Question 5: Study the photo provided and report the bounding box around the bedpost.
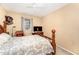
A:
[51,29,56,54]
[3,21,7,33]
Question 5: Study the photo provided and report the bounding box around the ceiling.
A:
[1,3,67,17]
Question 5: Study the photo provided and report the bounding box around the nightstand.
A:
[15,31,24,37]
[32,31,43,36]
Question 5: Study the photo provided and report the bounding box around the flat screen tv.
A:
[33,26,42,32]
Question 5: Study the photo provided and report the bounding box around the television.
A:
[33,26,42,32]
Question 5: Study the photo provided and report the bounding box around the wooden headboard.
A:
[0,21,7,34]
[0,25,4,34]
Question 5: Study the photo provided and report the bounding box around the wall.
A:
[0,6,6,25]
[42,4,79,54]
[6,11,42,35]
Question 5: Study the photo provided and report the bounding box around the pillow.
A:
[0,33,12,45]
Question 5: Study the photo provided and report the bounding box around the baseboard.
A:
[57,44,77,55]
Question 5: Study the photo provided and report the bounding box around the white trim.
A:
[57,44,77,55]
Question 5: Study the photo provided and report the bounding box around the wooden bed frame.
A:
[0,21,56,55]
[42,30,56,55]
[0,21,7,33]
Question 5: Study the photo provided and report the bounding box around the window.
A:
[21,17,33,31]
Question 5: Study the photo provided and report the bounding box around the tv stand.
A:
[32,31,43,36]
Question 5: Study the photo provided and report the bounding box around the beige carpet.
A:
[56,47,73,55]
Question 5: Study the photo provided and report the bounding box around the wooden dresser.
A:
[15,31,24,37]
[32,31,43,36]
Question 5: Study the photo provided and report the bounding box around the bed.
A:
[0,21,56,55]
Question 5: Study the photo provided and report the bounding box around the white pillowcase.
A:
[0,33,12,45]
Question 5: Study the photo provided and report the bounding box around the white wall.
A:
[0,6,6,25]
[42,4,79,54]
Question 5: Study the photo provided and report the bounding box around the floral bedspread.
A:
[0,35,53,55]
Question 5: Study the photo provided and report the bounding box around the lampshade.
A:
[5,16,13,25]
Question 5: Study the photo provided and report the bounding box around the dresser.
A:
[15,31,24,37]
[32,31,43,36]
